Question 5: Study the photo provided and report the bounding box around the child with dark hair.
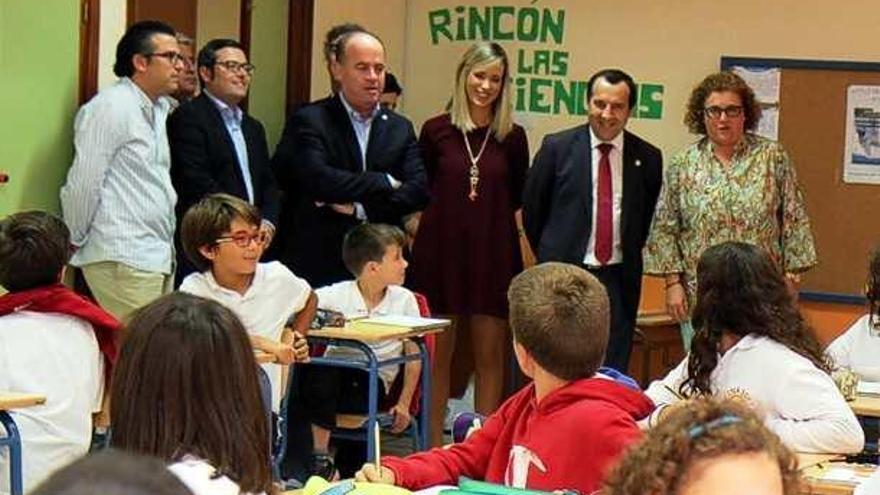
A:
[110,292,274,495]
[179,193,316,412]
[296,223,422,479]
[31,450,193,495]
[355,262,653,494]
[644,241,863,453]
[606,397,799,495]
[0,211,119,492]
[827,246,880,381]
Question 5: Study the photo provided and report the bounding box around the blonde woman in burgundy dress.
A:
[410,42,529,446]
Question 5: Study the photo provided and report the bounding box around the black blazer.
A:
[272,95,428,286]
[168,93,279,224]
[522,125,662,311]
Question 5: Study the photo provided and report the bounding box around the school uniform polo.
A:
[316,280,420,389]
[827,314,880,382]
[0,312,104,493]
[180,261,311,411]
[644,334,864,453]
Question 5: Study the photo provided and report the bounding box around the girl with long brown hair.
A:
[643,242,863,454]
[110,292,275,494]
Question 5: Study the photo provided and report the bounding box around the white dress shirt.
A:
[61,78,177,274]
[316,280,420,390]
[583,127,624,266]
[180,261,311,411]
[827,314,880,382]
[0,312,104,493]
[643,334,864,454]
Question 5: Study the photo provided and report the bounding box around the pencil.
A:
[374,421,382,471]
[663,384,685,400]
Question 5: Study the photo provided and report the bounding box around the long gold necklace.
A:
[462,128,491,201]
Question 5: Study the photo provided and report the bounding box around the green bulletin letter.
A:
[428,9,453,44]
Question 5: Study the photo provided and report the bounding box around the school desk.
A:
[850,394,880,418]
[798,451,877,495]
[0,392,46,495]
[305,323,448,462]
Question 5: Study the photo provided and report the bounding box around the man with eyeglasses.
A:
[171,33,198,104]
[61,20,184,320]
[167,38,279,283]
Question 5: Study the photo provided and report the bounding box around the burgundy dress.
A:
[411,114,529,318]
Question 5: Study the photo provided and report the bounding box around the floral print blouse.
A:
[644,133,817,306]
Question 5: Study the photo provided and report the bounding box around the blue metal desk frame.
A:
[306,334,431,461]
[0,411,23,495]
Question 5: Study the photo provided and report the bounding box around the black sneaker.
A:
[309,453,339,481]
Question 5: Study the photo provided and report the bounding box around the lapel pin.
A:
[635,159,642,167]
[381,114,388,121]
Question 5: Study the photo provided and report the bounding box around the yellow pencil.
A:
[374,421,382,471]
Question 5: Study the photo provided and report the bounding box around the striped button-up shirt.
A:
[60,78,177,274]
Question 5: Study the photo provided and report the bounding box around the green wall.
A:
[248,0,289,151]
[0,0,79,216]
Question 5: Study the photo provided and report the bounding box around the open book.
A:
[349,315,450,333]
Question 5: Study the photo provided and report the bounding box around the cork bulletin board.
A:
[721,57,880,303]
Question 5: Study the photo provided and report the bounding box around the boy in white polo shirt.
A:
[297,223,421,480]
[179,193,317,412]
[0,211,117,493]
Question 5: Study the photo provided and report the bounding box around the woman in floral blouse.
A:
[644,71,817,350]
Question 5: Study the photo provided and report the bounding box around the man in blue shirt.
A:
[61,20,184,320]
[167,38,279,282]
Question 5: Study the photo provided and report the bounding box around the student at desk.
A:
[178,193,316,412]
[356,262,654,494]
[297,223,422,480]
[643,242,864,454]
[827,247,880,382]
[0,211,119,493]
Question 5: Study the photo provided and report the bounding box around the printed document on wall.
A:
[731,66,780,140]
[844,85,880,184]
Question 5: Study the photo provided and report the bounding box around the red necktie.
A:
[595,143,613,264]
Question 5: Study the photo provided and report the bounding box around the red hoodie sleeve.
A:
[382,404,510,489]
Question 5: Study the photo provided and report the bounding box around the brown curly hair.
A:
[604,397,799,495]
[868,246,880,328]
[683,242,830,396]
[684,71,761,135]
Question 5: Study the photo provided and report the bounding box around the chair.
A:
[272,293,436,478]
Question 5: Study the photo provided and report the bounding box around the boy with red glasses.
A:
[179,193,317,413]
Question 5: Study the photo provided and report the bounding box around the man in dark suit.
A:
[523,69,663,373]
[168,38,279,280]
[272,30,428,287]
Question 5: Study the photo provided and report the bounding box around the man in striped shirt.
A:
[60,20,185,320]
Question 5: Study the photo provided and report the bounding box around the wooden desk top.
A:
[797,452,876,495]
[307,324,447,344]
[850,393,880,417]
[0,392,46,409]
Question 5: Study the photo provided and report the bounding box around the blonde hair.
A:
[449,42,514,141]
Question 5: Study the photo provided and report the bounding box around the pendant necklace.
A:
[462,127,491,201]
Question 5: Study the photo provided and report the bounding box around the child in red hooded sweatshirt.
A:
[356,262,654,493]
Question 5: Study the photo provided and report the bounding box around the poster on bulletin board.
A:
[844,85,880,184]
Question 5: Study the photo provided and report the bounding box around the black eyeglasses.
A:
[215,60,256,75]
[146,51,184,64]
[704,105,744,119]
